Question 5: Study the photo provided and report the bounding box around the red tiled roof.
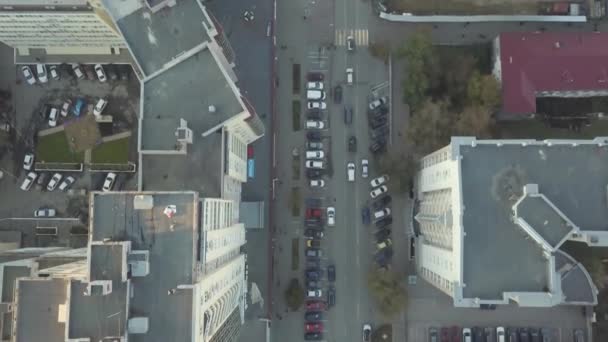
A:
[499,32,608,114]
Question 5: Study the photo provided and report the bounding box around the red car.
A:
[306,208,322,219]
[305,322,324,333]
[247,145,254,158]
[441,327,450,342]
[450,326,461,342]
[306,301,326,311]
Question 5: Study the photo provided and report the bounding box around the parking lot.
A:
[0,42,139,245]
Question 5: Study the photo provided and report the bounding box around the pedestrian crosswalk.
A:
[335,29,369,47]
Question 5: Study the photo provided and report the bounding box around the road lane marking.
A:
[334,29,369,46]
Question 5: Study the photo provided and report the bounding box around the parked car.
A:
[370,175,389,187]
[306,90,325,101]
[305,150,324,159]
[375,216,393,229]
[307,110,322,120]
[327,286,336,306]
[369,96,388,111]
[60,99,71,117]
[305,322,324,333]
[374,247,393,266]
[346,67,354,85]
[304,229,324,239]
[307,141,323,149]
[72,98,85,116]
[306,239,321,248]
[46,173,62,191]
[539,328,550,342]
[307,81,324,90]
[72,64,85,79]
[306,301,326,311]
[305,160,324,169]
[84,64,96,80]
[49,65,60,80]
[344,106,353,124]
[36,64,48,83]
[497,327,506,342]
[58,176,75,191]
[94,64,107,82]
[440,327,450,342]
[375,229,391,241]
[307,289,322,298]
[21,66,36,85]
[371,125,389,139]
[306,120,325,129]
[306,169,323,179]
[118,64,130,80]
[372,195,392,210]
[307,131,322,141]
[334,85,342,103]
[463,328,472,342]
[306,208,322,219]
[485,327,496,342]
[310,179,325,188]
[20,172,38,191]
[23,153,34,170]
[450,326,462,342]
[326,207,335,226]
[304,332,323,341]
[307,259,321,269]
[519,328,530,342]
[361,207,371,225]
[529,328,540,342]
[347,162,355,182]
[307,72,324,81]
[307,101,327,110]
[348,136,357,152]
[304,311,323,322]
[93,98,108,116]
[573,329,585,342]
[361,159,368,178]
[48,107,58,127]
[370,185,388,198]
[377,239,392,250]
[327,265,335,282]
[106,64,118,81]
[363,324,372,342]
[102,172,117,191]
[429,328,438,342]
[34,208,56,217]
[306,269,321,280]
[369,140,386,154]
[370,116,388,129]
[35,172,48,191]
[305,249,322,258]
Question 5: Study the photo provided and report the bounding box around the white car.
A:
[363,324,372,342]
[327,206,335,226]
[20,172,37,191]
[102,172,117,191]
[310,179,325,188]
[72,64,84,79]
[361,159,369,178]
[94,64,107,82]
[305,160,324,169]
[374,208,391,220]
[307,289,322,298]
[305,150,324,159]
[60,100,71,117]
[21,66,36,85]
[306,120,325,129]
[347,162,355,182]
[307,81,324,90]
[34,208,56,217]
[463,328,472,342]
[46,173,62,191]
[370,185,388,199]
[307,101,327,110]
[369,96,388,111]
[496,327,505,342]
[370,175,389,187]
[23,153,34,170]
[93,98,108,116]
[346,67,354,85]
[48,107,58,127]
[58,176,75,191]
[49,65,60,80]
[36,64,48,83]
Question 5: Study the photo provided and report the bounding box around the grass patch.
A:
[91,137,130,164]
[292,153,300,180]
[36,132,84,163]
[497,118,608,140]
[293,64,301,95]
[64,115,101,152]
[293,100,301,131]
[290,187,301,217]
[291,239,299,271]
[387,0,540,15]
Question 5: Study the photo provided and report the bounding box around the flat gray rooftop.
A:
[555,251,596,303]
[141,131,222,196]
[15,278,67,342]
[517,196,573,248]
[460,143,608,299]
[1,266,30,303]
[141,48,242,151]
[115,0,210,75]
[91,192,197,342]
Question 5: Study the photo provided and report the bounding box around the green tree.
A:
[440,53,477,110]
[399,29,438,110]
[407,99,453,155]
[466,71,501,109]
[284,278,305,310]
[376,151,416,194]
[454,105,495,138]
[367,268,407,318]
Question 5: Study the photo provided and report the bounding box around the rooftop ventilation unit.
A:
[209,105,217,113]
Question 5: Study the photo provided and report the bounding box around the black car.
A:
[473,327,484,342]
[334,85,342,103]
[304,332,323,341]
[327,286,336,307]
[305,198,322,207]
[375,216,393,229]
[344,106,353,125]
[374,248,393,266]
[307,131,321,141]
[370,117,388,129]
[106,64,119,81]
[307,110,322,120]
[375,228,391,241]
[307,280,321,288]
[361,206,371,225]
[35,172,49,190]
[369,104,389,116]
[39,104,51,119]
[372,195,392,210]
[485,327,495,342]
[307,72,324,81]
[371,125,389,139]
[118,64,130,80]
[306,169,323,179]
[305,249,322,258]
[508,328,518,342]
[348,136,357,152]
[305,220,322,228]
[530,328,540,342]
[519,328,530,342]
[369,141,386,154]
[306,259,321,269]
[305,311,323,322]
[327,265,336,282]
[305,229,324,239]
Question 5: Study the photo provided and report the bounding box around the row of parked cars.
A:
[304,73,328,188]
[431,326,585,342]
[41,97,108,127]
[21,63,129,85]
[368,96,389,154]
[360,175,393,267]
[303,198,336,341]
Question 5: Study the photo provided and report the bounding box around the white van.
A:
[306,90,326,100]
[347,162,355,182]
[463,328,472,342]
[496,327,505,342]
[306,150,324,159]
[346,68,354,85]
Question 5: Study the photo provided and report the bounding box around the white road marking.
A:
[334,29,369,46]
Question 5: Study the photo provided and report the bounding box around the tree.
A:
[440,53,478,110]
[284,278,305,310]
[466,71,501,109]
[406,99,453,155]
[367,268,407,318]
[376,151,416,194]
[369,41,391,64]
[454,105,495,138]
[399,29,439,110]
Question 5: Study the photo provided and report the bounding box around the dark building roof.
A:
[499,32,608,114]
